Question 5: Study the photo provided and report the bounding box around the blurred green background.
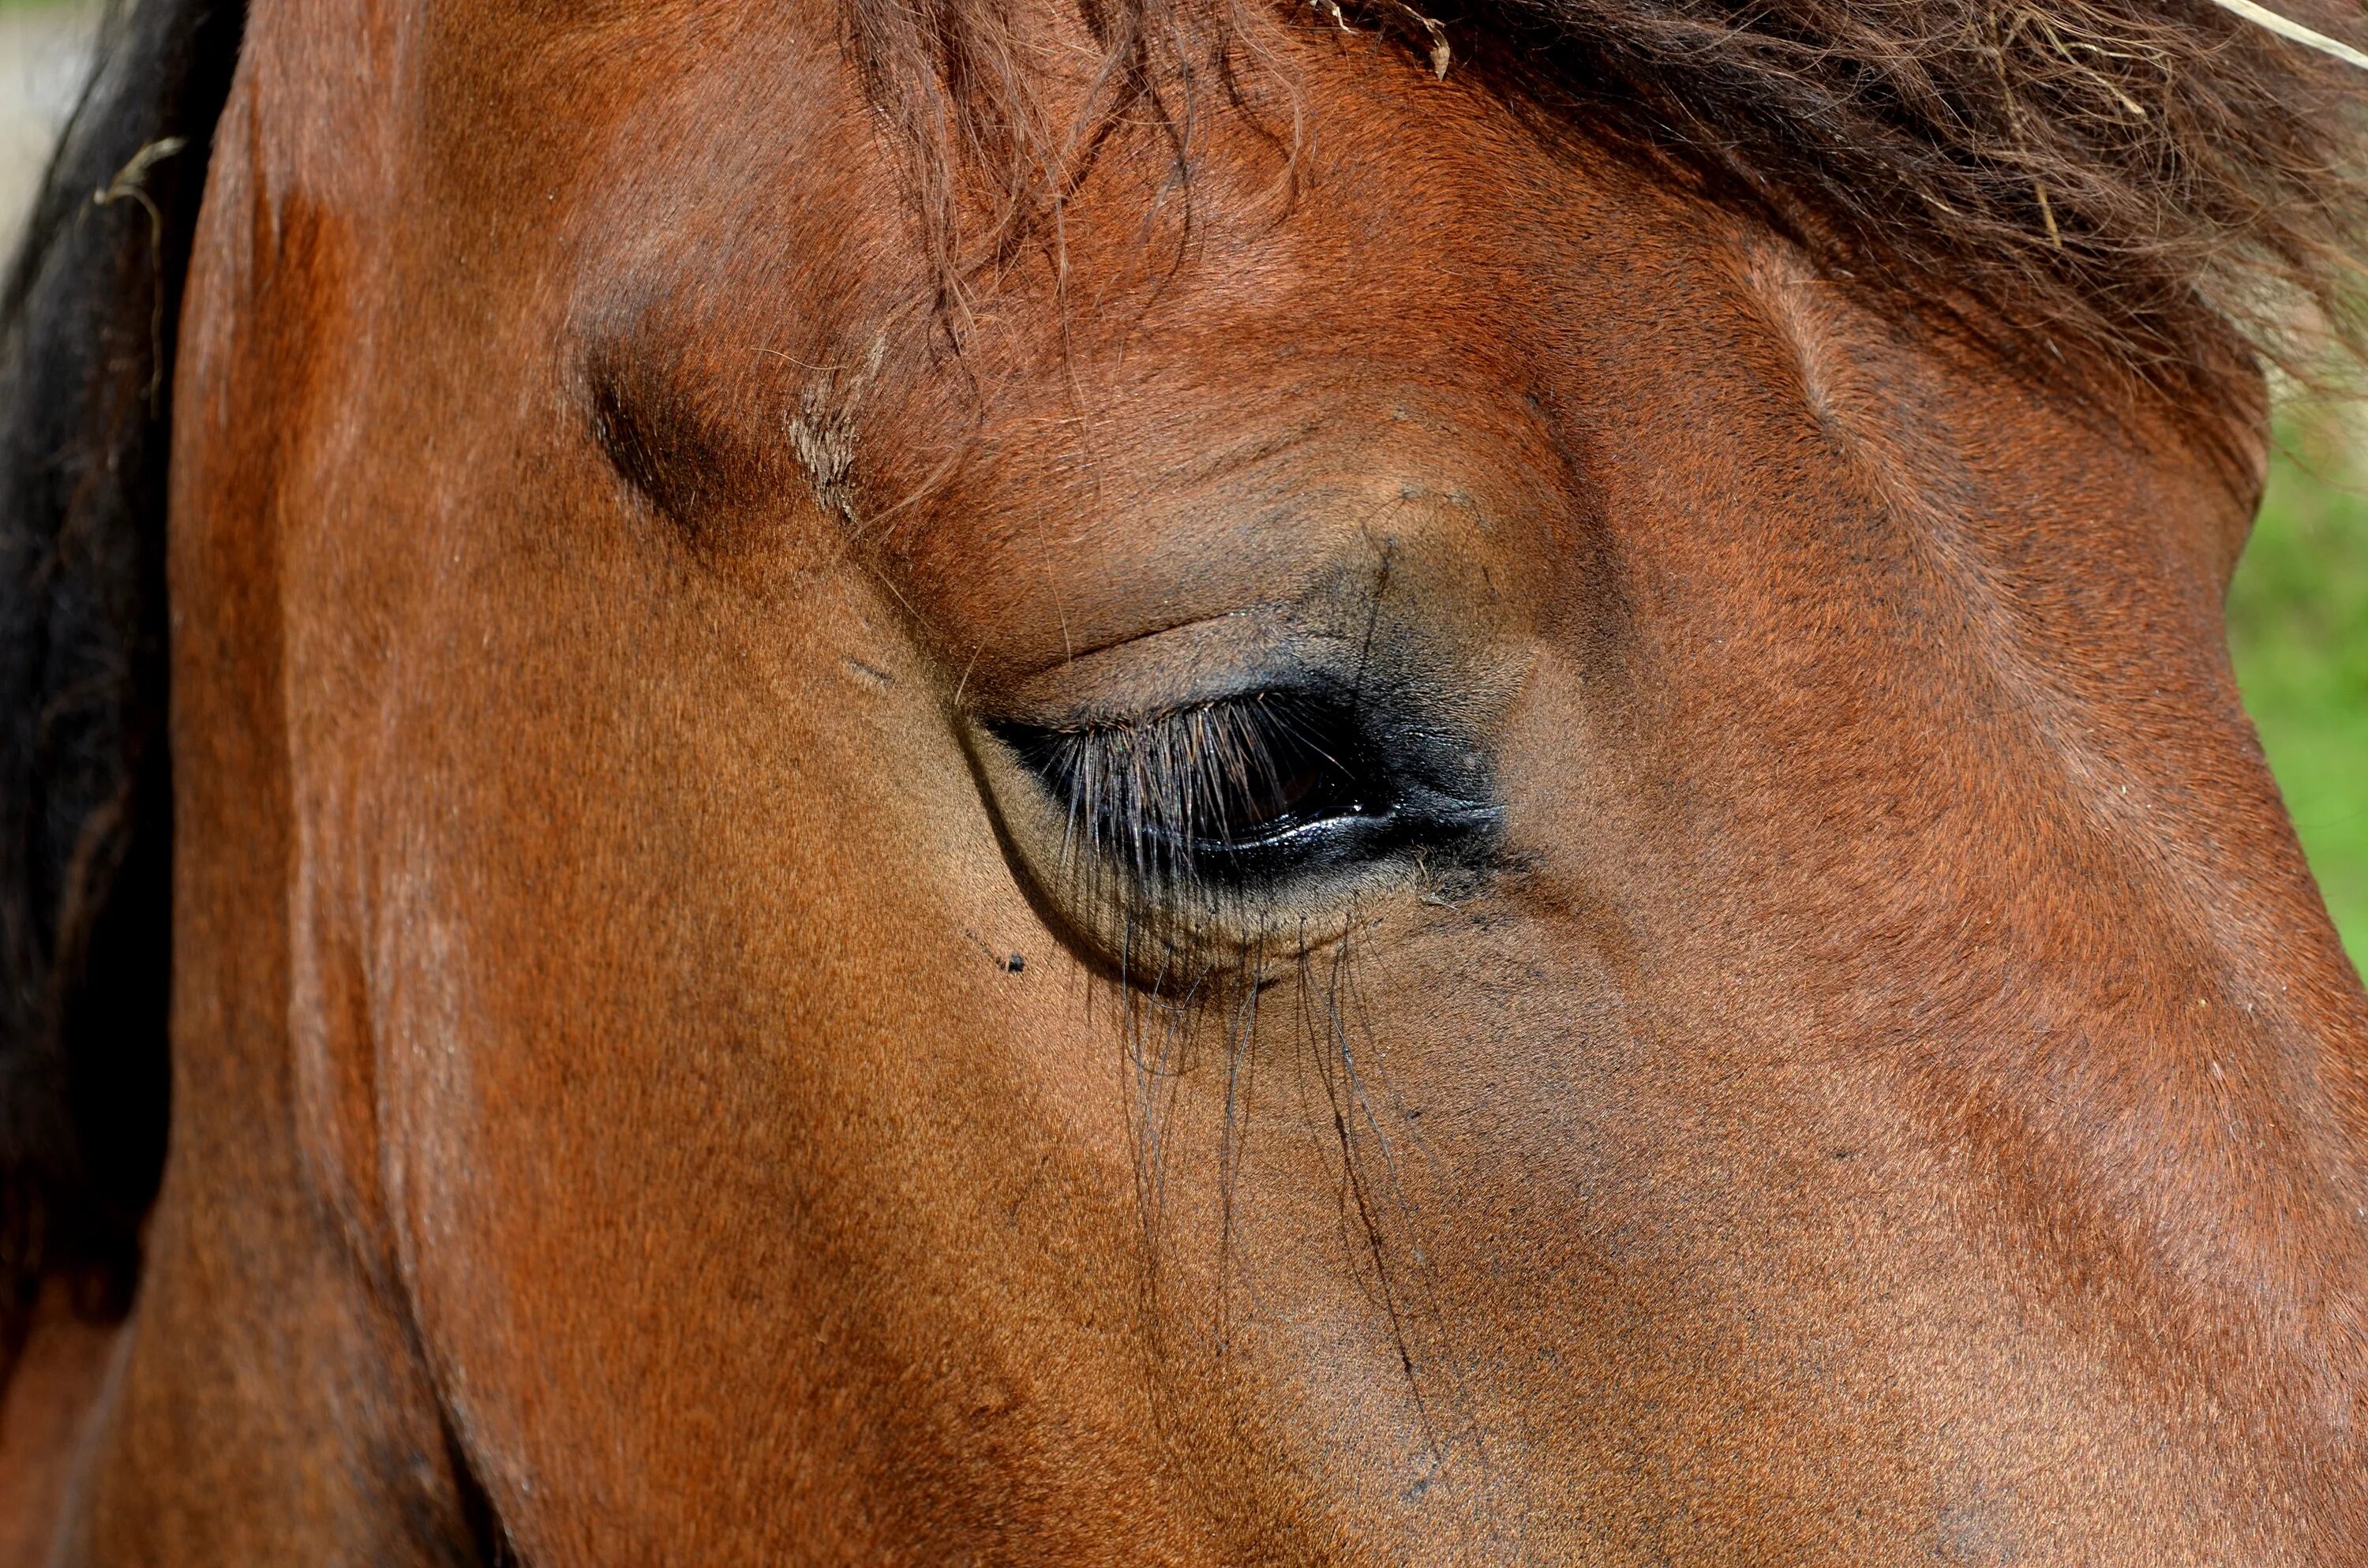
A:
[2231,417,2368,973]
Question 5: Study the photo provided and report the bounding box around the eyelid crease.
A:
[983,608,1356,728]
[1008,685,1351,740]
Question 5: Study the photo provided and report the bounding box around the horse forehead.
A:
[235,0,2239,681]
[542,92,1794,672]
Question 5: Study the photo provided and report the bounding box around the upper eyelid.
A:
[995,689,1361,767]
[1002,687,1339,741]
[984,616,1358,728]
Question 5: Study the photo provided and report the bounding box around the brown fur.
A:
[852,0,2368,407]
[9,0,2368,1560]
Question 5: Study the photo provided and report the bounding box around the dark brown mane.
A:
[0,0,244,1353]
[851,0,2368,406]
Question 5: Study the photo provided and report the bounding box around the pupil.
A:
[1204,708,1360,843]
[1224,763,1320,835]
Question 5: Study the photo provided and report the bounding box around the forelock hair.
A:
[846,0,2368,408]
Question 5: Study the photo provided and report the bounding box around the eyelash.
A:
[992,691,1384,895]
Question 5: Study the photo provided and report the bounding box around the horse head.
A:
[7,0,2368,1560]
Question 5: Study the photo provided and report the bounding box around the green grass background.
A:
[2230,414,2368,973]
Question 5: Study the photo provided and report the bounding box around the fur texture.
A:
[4,0,2368,1439]
[853,0,2368,400]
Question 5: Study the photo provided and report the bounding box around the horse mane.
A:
[855,0,2368,404]
[1,0,2363,1355]
[0,0,243,1352]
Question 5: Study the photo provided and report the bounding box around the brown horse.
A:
[6,0,2368,1559]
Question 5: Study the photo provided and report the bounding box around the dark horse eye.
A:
[991,692,1384,886]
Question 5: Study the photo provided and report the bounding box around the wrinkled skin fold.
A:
[14,0,2368,1562]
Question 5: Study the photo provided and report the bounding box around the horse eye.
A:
[1209,724,1357,838]
[990,692,1385,885]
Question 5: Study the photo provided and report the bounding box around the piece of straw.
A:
[2205,0,2368,73]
